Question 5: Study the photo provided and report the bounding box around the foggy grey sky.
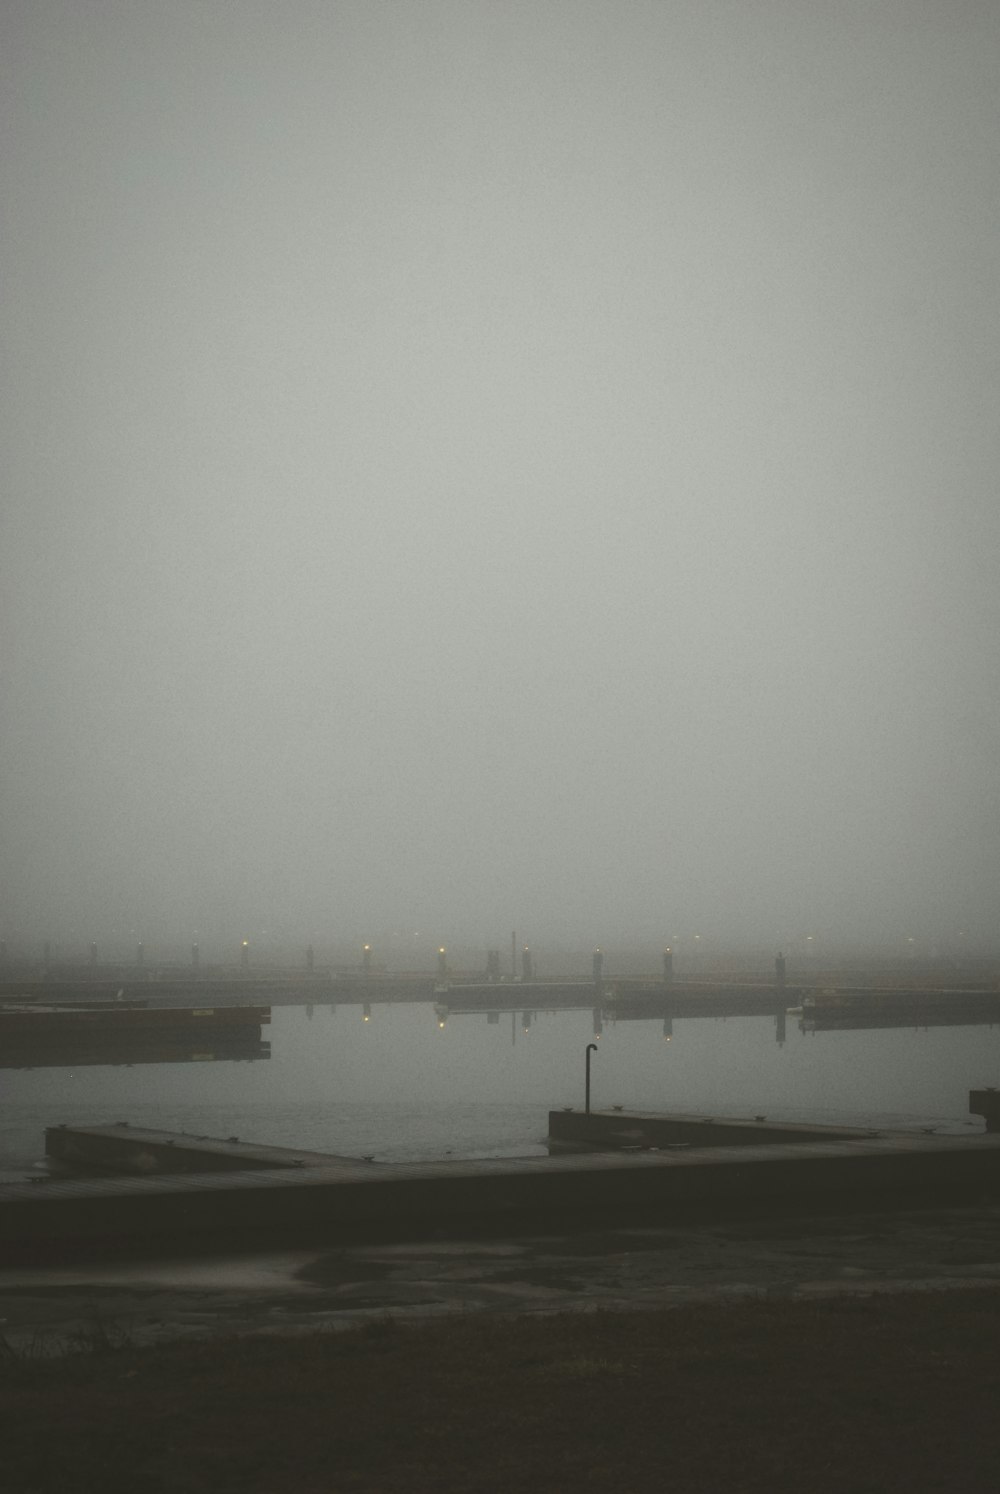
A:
[2,1,999,954]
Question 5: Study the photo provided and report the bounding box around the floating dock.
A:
[0,1004,270,1038]
[548,1109,875,1149]
[0,1005,271,1069]
[801,988,1000,1030]
[0,1035,271,1070]
[45,1124,367,1175]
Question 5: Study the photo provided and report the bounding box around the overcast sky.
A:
[2,1,998,958]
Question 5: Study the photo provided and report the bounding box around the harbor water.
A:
[2,1003,998,1180]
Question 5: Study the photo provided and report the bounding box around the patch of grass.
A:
[0,1330,52,1362]
[64,1314,134,1356]
[0,1312,134,1366]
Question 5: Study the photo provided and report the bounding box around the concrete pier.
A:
[3,1132,999,1259]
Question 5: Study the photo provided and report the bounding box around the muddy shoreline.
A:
[4,1202,1000,1352]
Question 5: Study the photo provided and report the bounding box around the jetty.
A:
[3,1122,999,1261]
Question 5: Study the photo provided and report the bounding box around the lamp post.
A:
[585,1042,598,1115]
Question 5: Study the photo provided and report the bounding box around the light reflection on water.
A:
[2,1003,998,1177]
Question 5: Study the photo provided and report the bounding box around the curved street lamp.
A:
[585,1042,598,1115]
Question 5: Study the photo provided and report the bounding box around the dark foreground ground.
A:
[3,1204,1000,1492]
[3,1287,1000,1494]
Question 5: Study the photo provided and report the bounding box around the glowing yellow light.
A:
[438,1020,446,1029]
[242,940,249,948]
[363,1014,370,1022]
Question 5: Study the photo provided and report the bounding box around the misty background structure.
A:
[2,1,998,958]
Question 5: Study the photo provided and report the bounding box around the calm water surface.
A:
[2,1003,998,1179]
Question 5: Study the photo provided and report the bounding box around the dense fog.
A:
[3,1,998,961]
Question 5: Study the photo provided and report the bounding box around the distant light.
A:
[242,940,249,947]
[363,945,371,952]
[438,1020,446,1029]
[363,1014,370,1022]
[438,947,446,955]
[664,1036,672,1043]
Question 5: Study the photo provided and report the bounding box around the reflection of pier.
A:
[438,983,791,1044]
[606,984,788,1019]
[440,981,790,1017]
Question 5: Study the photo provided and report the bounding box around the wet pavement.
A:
[2,1203,1000,1351]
